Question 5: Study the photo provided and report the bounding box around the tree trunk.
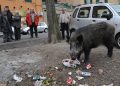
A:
[46,0,61,43]
[118,0,120,4]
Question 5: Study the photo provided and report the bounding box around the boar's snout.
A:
[69,49,79,60]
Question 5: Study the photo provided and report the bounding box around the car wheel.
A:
[44,28,48,33]
[27,30,30,34]
[115,34,120,49]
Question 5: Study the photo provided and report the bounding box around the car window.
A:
[77,7,91,18]
[92,6,113,18]
[72,8,79,18]
[111,5,120,16]
[38,22,45,26]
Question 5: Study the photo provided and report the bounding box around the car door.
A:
[90,5,113,24]
[37,22,44,32]
[69,7,79,30]
[75,6,92,29]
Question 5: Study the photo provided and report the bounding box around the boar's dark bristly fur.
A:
[70,22,115,63]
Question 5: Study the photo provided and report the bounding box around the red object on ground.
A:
[86,63,92,69]
[67,76,73,85]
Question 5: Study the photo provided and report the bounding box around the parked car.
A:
[12,26,28,35]
[21,22,48,35]
[37,22,48,33]
[69,3,120,48]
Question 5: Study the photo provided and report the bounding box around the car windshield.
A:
[111,5,120,16]
[39,22,45,26]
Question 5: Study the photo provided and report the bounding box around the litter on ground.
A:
[68,72,72,75]
[78,84,89,86]
[102,83,114,86]
[76,69,82,75]
[67,76,73,85]
[62,59,80,68]
[81,71,91,77]
[34,80,43,86]
[76,76,84,80]
[13,74,22,82]
[86,64,92,69]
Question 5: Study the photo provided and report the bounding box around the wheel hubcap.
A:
[117,37,120,47]
[45,29,47,33]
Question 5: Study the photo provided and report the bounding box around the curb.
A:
[0,38,47,51]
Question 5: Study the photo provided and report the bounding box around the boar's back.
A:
[70,22,115,46]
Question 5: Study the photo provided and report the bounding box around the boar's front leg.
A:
[76,50,83,60]
[83,48,91,63]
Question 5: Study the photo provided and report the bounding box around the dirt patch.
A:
[0,42,120,86]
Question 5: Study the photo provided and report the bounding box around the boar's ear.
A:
[77,35,83,44]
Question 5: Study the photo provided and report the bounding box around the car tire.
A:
[27,30,30,34]
[44,28,48,33]
[22,32,28,35]
[115,34,120,49]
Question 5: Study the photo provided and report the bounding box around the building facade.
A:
[0,0,43,23]
[57,0,120,5]
[0,0,43,14]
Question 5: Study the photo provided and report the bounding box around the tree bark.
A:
[118,0,120,4]
[46,0,61,43]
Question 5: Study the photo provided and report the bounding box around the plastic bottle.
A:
[81,72,91,77]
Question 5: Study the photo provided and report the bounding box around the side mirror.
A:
[101,14,112,20]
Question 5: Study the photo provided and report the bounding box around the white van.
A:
[69,3,120,48]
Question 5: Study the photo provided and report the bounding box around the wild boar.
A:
[70,22,115,63]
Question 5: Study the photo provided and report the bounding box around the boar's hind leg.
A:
[84,49,91,63]
[107,44,113,58]
[105,41,114,57]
